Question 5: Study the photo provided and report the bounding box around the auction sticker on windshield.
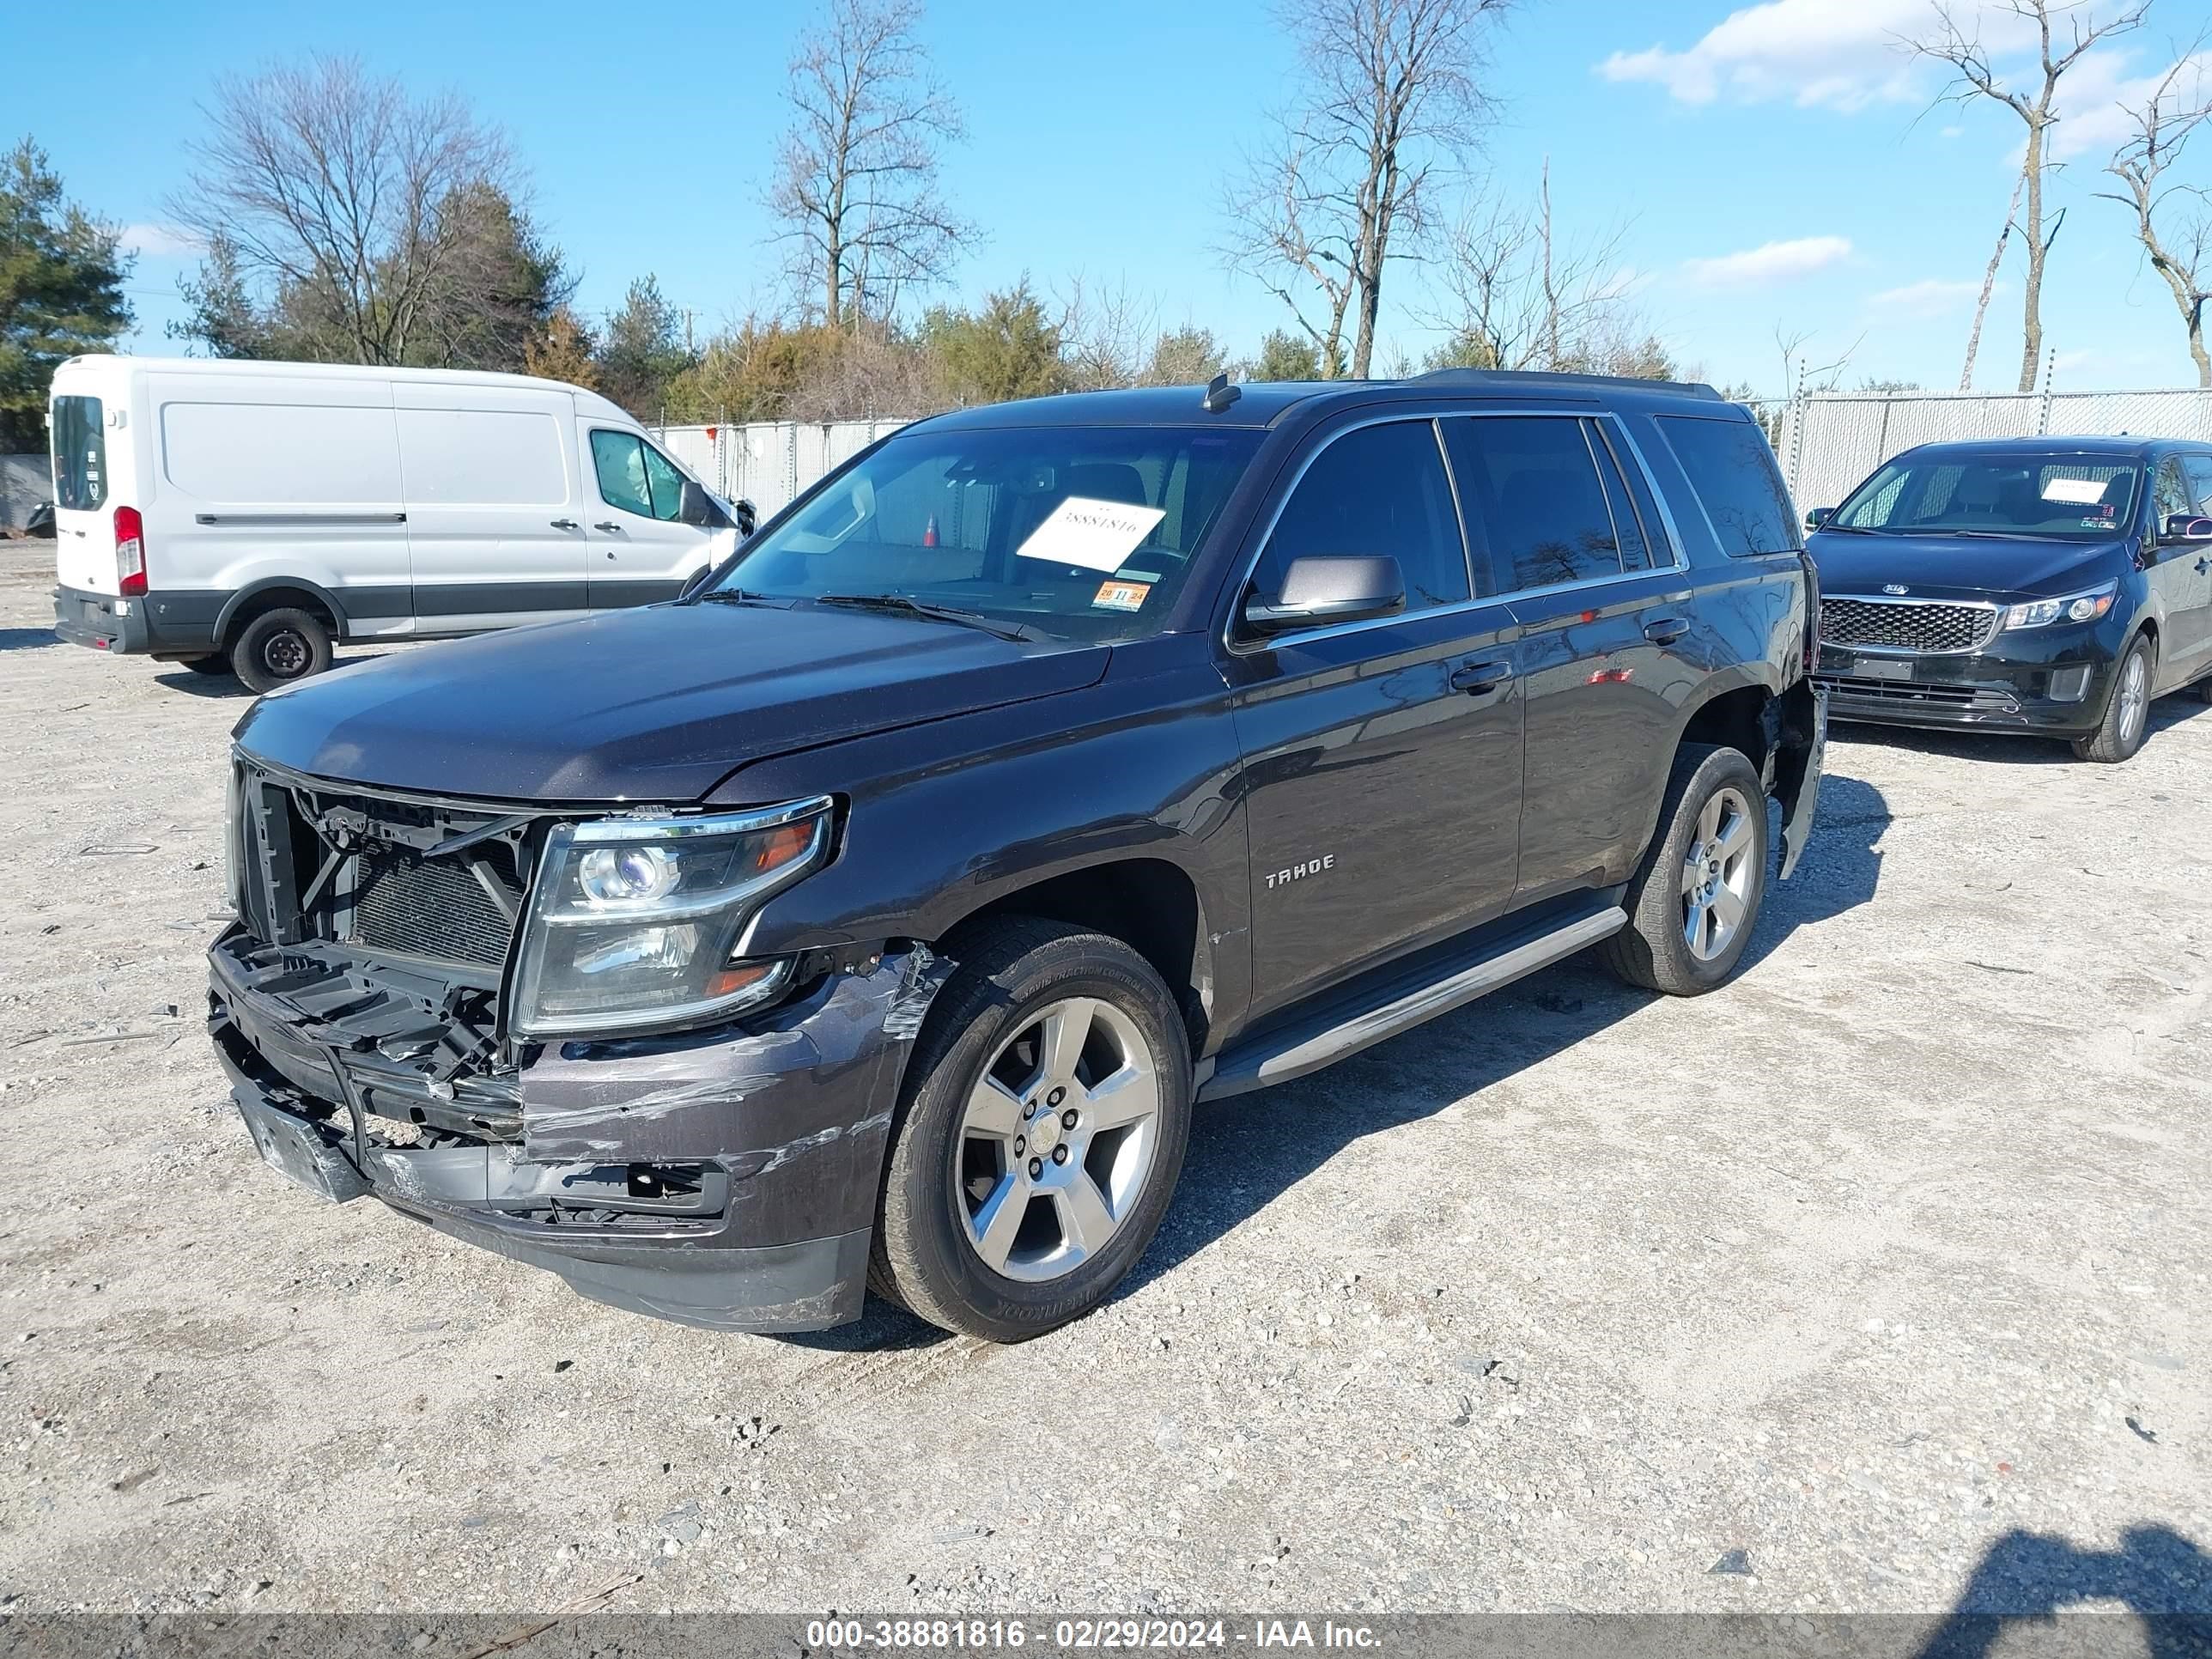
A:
[1016,496,1167,572]
[2042,477,2109,505]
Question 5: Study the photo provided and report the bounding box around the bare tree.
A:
[170,57,517,366]
[1959,169,2027,389]
[1423,162,1645,372]
[1225,0,1510,379]
[768,0,975,331]
[1055,274,1157,390]
[1910,0,2149,392]
[2099,42,2212,386]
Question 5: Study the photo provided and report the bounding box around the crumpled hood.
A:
[1808,530,2131,601]
[234,602,1110,803]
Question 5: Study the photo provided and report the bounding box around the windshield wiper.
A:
[1814,523,1886,535]
[693,586,780,607]
[815,592,1038,642]
[1951,529,2074,541]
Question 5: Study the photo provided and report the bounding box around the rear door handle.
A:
[1644,616,1690,644]
[594,520,623,533]
[550,517,579,531]
[1449,660,1514,694]
[2195,556,2210,574]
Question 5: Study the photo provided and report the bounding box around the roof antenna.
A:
[1201,373,1242,414]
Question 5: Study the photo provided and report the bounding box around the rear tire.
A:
[2072,635,2154,763]
[179,655,231,677]
[229,608,332,695]
[871,918,1192,1342]
[1600,744,1770,997]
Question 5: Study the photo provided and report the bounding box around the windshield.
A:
[710,424,1264,642]
[1831,451,2141,542]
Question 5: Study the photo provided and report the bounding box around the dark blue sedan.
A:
[1806,435,2212,762]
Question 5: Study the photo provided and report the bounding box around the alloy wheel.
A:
[1680,786,1757,962]
[952,996,1161,1283]
[2119,650,2148,742]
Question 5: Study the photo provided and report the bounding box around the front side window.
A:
[1658,414,1799,557]
[715,424,1263,644]
[591,429,687,520]
[52,394,106,511]
[1834,450,2140,544]
[2154,458,2196,532]
[1444,415,1623,592]
[1254,421,1470,612]
[2182,455,2212,517]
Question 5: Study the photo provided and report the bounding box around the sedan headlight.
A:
[2003,580,2117,630]
[511,796,833,1037]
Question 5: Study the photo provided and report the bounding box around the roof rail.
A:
[1408,367,1723,400]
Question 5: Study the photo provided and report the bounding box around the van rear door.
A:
[394,384,590,631]
[49,368,128,595]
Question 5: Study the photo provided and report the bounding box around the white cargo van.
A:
[48,356,749,691]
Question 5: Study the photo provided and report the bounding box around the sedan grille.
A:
[1820,597,1996,654]
[353,842,523,969]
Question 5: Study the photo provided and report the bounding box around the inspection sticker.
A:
[2042,476,2107,505]
[1015,496,1166,572]
[1093,578,1152,612]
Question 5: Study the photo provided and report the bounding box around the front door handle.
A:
[1449,660,1514,695]
[550,517,579,531]
[1644,616,1690,644]
[594,520,623,533]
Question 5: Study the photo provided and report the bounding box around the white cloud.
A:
[119,223,200,258]
[1597,0,1931,110]
[1683,235,1855,287]
[1595,0,2053,112]
[2048,48,2212,161]
[1868,277,1989,315]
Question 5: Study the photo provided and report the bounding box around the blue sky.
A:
[19,0,2212,394]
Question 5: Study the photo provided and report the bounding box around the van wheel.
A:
[2073,635,2153,763]
[1600,743,1769,997]
[230,609,332,694]
[179,655,231,677]
[871,918,1192,1342]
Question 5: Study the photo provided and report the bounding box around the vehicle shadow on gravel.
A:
[1120,769,1893,1304]
[1836,694,2212,767]
[0,627,58,651]
[1913,1523,2212,1656]
[154,652,393,697]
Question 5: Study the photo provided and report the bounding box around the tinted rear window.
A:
[1657,414,1799,557]
[52,394,106,511]
[1443,415,1624,592]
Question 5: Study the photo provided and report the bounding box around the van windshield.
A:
[1831,451,2142,542]
[709,425,1264,643]
[51,395,106,511]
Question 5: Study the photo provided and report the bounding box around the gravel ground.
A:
[0,541,2207,1627]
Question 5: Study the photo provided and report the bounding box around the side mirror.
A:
[678,565,714,600]
[734,497,757,538]
[1805,507,1835,531]
[677,478,714,527]
[2164,513,2212,542]
[1243,556,1406,636]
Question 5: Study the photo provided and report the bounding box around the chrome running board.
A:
[1198,905,1626,1101]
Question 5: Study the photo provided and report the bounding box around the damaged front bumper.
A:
[209,933,948,1331]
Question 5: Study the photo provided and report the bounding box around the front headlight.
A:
[511,796,833,1037]
[2003,580,2118,630]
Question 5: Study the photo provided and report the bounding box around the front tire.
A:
[1600,744,1770,997]
[230,608,332,695]
[872,918,1192,1342]
[2073,635,2154,763]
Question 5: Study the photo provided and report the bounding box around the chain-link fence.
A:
[1771,387,2212,515]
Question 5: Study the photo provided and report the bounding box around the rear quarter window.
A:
[52,394,106,511]
[1656,414,1801,558]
